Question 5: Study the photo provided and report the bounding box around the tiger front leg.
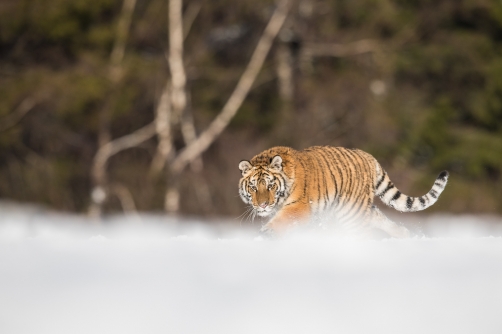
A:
[260,201,310,234]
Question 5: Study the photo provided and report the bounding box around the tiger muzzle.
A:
[256,181,272,209]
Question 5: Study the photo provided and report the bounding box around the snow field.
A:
[0,205,502,334]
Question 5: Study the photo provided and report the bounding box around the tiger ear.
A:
[239,160,252,175]
[269,155,283,172]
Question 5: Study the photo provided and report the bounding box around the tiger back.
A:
[238,145,449,237]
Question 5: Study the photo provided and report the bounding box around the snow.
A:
[1,203,502,334]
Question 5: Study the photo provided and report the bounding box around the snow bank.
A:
[0,203,501,334]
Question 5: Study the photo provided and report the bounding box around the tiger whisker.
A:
[251,209,257,225]
[238,205,258,226]
[235,206,253,220]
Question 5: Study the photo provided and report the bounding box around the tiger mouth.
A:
[256,204,275,216]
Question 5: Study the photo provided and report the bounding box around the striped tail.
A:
[374,164,449,212]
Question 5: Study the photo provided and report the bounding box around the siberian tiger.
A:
[238,146,449,237]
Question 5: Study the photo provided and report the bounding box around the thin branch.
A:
[162,0,200,64]
[0,98,36,132]
[170,0,291,174]
[111,184,137,212]
[302,39,379,58]
[109,0,138,82]
[92,122,156,186]
[183,1,202,40]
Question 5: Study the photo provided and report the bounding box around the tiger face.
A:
[238,155,288,217]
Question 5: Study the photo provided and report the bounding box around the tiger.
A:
[238,146,449,237]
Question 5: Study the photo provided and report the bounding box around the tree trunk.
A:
[165,169,181,213]
[150,84,175,175]
[161,0,188,214]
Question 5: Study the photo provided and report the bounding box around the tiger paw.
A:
[259,224,276,237]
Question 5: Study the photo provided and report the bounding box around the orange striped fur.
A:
[238,146,449,237]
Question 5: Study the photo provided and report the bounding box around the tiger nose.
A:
[259,201,268,208]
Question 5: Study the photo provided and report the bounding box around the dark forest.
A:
[1,0,501,217]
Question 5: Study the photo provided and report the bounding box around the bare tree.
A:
[88,0,138,219]
[164,0,210,213]
[0,98,37,133]
[169,0,291,176]
[182,1,201,39]
[150,0,191,213]
[153,0,291,214]
[164,0,291,213]
[88,0,291,217]
[150,0,200,177]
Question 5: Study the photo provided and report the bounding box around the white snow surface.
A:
[1,202,502,334]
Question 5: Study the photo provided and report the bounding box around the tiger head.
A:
[238,155,290,217]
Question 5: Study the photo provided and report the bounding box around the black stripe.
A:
[351,150,366,207]
[380,183,394,197]
[306,153,317,204]
[315,152,330,208]
[406,197,414,210]
[392,191,401,201]
[276,174,286,195]
[351,150,366,197]
[430,191,437,199]
[346,184,371,221]
[328,147,346,207]
[346,150,364,206]
[330,148,348,201]
[332,148,350,211]
[314,158,322,209]
[434,182,443,188]
[438,170,449,181]
[289,183,297,195]
[280,175,287,193]
[360,153,375,199]
[312,152,326,210]
[338,200,364,223]
[325,149,341,198]
[339,150,369,221]
[298,158,309,197]
[339,149,355,203]
[332,148,348,201]
[376,172,386,191]
[419,197,426,207]
[344,150,364,214]
[318,151,337,202]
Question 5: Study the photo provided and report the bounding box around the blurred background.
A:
[1,0,501,220]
